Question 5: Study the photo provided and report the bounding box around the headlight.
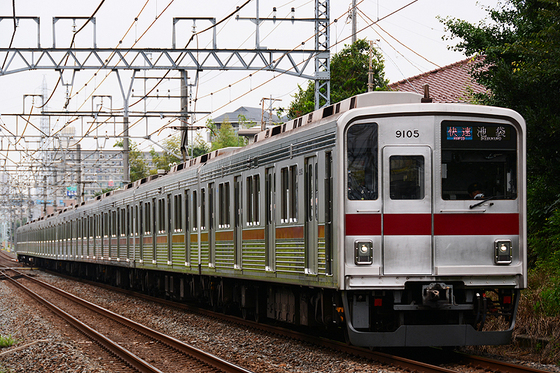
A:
[355,241,373,265]
[494,240,512,264]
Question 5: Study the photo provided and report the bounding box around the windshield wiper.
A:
[469,196,499,209]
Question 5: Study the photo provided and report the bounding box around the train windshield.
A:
[347,122,378,200]
[441,121,517,200]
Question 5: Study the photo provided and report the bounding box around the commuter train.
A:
[16,91,526,347]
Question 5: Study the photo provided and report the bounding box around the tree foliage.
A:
[113,140,149,182]
[189,132,211,158]
[150,134,182,173]
[207,118,248,151]
[442,0,560,263]
[288,39,388,119]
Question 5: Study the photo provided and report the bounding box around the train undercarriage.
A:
[18,255,518,347]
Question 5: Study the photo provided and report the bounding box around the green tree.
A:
[207,118,248,151]
[288,39,389,118]
[190,132,211,158]
[150,134,182,173]
[441,0,560,262]
[114,140,149,182]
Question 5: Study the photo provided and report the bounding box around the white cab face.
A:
[343,106,525,289]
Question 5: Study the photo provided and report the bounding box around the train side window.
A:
[201,188,206,230]
[246,176,253,225]
[104,212,109,238]
[158,198,165,233]
[174,194,183,232]
[280,166,298,223]
[281,168,289,222]
[290,165,298,222]
[389,156,425,200]
[144,203,151,234]
[219,182,231,228]
[112,210,117,237]
[120,208,126,237]
[347,122,378,200]
[192,191,198,231]
[245,175,260,226]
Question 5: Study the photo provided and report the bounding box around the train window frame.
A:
[174,194,183,232]
[111,210,117,238]
[192,190,198,231]
[144,202,152,235]
[389,155,425,200]
[280,165,299,223]
[246,174,261,226]
[120,208,126,237]
[346,121,379,201]
[201,188,206,230]
[281,168,289,222]
[289,165,298,222]
[158,198,166,234]
[440,121,518,201]
[218,182,231,228]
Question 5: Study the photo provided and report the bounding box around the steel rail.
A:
[44,270,456,373]
[1,270,163,373]
[454,352,551,373]
[8,269,253,373]
[41,270,552,373]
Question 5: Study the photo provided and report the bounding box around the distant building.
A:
[388,57,487,103]
[212,106,283,130]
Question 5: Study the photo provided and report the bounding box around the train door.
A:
[382,146,432,275]
[305,155,318,275]
[234,176,242,268]
[265,167,275,271]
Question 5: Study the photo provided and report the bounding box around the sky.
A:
[0,0,499,167]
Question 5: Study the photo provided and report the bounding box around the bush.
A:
[532,251,560,317]
[0,334,16,348]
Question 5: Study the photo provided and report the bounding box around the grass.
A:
[0,335,16,348]
[473,267,560,366]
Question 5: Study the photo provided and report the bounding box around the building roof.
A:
[388,57,487,103]
[212,106,281,126]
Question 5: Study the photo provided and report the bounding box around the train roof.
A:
[23,91,439,226]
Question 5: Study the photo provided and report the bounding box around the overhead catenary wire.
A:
[358,8,440,69]
[151,0,420,134]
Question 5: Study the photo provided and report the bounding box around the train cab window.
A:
[441,121,517,200]
[390,156,425,200]
[347,122,378,200]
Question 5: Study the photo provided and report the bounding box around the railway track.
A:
[0,250,21,267]
[35,269,556,373]
[0,268,253,373]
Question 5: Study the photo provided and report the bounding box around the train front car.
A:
[340,95,526,347]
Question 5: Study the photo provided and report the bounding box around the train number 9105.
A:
[396,129,420,138]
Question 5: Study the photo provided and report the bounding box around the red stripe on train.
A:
[345,213,520,236]
[345,214,381,235]
[433,213,519,235]
[384,214,431,235]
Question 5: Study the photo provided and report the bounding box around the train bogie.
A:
[17,91,526,348]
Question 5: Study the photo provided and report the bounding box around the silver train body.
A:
[17,92,527,347]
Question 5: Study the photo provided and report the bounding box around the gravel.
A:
[0,279,108,373]
[0,266,398,373]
